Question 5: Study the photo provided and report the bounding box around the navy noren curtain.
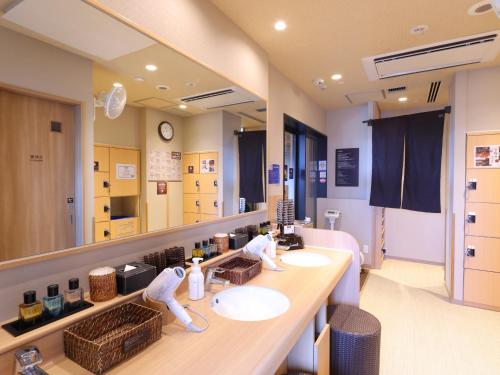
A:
[238,131,266,203]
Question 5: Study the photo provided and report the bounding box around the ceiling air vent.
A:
[427,81,441,103]
[179,87,258,110]
[387,86,407,93]
[362,30,500,80]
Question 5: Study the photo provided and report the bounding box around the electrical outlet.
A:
[362,244,369,254]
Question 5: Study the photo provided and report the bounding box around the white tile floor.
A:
[360,259,500,375]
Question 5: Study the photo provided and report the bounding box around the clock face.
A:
[158,121,174,142]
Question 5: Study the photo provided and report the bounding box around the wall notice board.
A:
[335,148,359,187]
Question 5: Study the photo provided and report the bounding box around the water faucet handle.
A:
[15,346,48,374]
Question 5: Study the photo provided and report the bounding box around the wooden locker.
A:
[94,145,109,172]
[466,168,500,203]
[464,269,500,308]
[110,217,139,239]
[199,152,218,174]
[183,173,200,194]
[94,197,110,222]
[109,147,140,197]
[94,172,110,197]
[183,153,200,174]
[466,133,500,169]
[183,212,201,225]
[201,214,218,222]
[464,236,500,273]
[183,193,200,213]
[199,173,218,194]
[465,202,500,238]
[95,221,110,242]
[199,193,218,215]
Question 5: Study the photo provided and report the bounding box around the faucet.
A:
[15,346,48,375]
[205,267,229,291]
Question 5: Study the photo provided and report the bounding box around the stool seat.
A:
[327,304,381,375]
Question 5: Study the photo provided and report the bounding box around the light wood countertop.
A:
[43,247,352,375]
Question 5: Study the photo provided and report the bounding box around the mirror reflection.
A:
[0,0,266,262]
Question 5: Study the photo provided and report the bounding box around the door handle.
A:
[465,246,475,257]
[104,230,110,237]
[467,180,477,190]
[103,180,110,188]
[467,212,476,224]
[103,205,110,212]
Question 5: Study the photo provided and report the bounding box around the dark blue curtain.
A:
[238,131,266,203]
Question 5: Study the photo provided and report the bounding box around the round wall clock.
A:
[158,121,174,142]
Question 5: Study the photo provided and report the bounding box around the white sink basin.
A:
[211,286,290,321]
[280,251,332,267]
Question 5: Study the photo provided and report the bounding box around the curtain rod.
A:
[363,106,451,126]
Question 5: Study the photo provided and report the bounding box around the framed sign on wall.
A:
[335,148,359,187]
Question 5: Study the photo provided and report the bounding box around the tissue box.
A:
[115,262,157,295]
[229,233,249,249]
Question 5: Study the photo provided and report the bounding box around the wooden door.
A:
[0,89,76,260]
[109,147,140,197]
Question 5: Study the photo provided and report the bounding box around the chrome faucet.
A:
[15,346,48,375]
[205,267,229,291]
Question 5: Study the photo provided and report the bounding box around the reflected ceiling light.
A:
[145,64,157,71]
[398,97,408,102]
[331,73,342,81]
[156,84,170,91]
[112,82,123,88]
[133,76,145,82]
[410,24,429,35]
[274,20,287,31]
[179,104,187,109]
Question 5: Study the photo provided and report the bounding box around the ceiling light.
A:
[145,64,157,71]
[398,97,408,103]
[186,82,197,88]
[112,82,123,88]
[274,20,287,31]
[155,84,170,91]
[133,76,145,82]
[179,104,187,109]
[410,25,429,35]
[331,73,342,81]
[468,0,493,15]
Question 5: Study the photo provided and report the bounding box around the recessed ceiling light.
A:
[155,84,170,91]
[133,76,145,82]
[398,97,408,103]
[274,20,287,31]
[145,64,157,71]
[468,0,493,15]
[410,25,429,35]
[331,73,342,81]
[179,104,187,109]
[112,82,123,88]
[186,82,197,88]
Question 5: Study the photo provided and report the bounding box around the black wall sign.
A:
[335,148,359,187]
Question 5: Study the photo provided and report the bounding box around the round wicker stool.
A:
[327,304,381,375]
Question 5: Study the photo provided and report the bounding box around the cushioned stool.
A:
[327,304,381,375]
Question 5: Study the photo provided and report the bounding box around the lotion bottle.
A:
[188,258,204,301]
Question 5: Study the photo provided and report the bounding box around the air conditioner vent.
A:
[179,87,258,110]
[362,31,500,80]
[181,89,234,102]
[387,86,407,93]
[427,81,441,103]
[256,107,267,112]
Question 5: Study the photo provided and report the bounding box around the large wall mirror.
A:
[0,0,267,262]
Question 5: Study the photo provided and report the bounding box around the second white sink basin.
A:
[211,286,290,321]
[280,251,333,267]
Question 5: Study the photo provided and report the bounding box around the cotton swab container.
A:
[89,266,117,302]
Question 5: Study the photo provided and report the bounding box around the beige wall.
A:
[94,0,268,100]
[267,65,327,200]
[94,105,141,148]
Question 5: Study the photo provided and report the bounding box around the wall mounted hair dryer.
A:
[143,267,205,332]
[243,234,281,271]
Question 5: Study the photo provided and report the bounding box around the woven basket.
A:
[217,256,262,285]
[89,270,117,302]
[64,303,162,374]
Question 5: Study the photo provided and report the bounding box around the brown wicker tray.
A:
[217,256,262,285]
[64,303,162,374]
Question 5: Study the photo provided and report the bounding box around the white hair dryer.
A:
[243,234,280,271]
[143,267,204,332]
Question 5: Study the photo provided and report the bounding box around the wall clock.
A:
[158,121,174,142]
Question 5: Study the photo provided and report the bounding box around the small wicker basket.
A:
[64,303,162,374]
[89,267,117,302]
[216,256,262,285]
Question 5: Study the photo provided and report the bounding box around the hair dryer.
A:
[143,267,204,332]
[243,234,279,270]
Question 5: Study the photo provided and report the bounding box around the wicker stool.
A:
[327,304,381,375]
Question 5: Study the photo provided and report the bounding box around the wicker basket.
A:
[89,268,117,302]
[217,256,262,285]
[64,303,162,374]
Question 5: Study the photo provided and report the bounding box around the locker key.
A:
[467,213,476,224]
[467,180,477,190]
[103,206,110,212]
[465,247,475,257]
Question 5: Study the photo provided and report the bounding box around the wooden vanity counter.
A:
[44,247,351,375]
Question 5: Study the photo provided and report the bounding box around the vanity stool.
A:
[327,304,381,375]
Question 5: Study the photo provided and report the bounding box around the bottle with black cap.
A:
[64,278,84,309]
[18,290,42,324]
[42,284,64,318]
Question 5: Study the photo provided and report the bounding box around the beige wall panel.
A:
[183,173,200,194]
[167,181,183,228]
[464,236,500,273]
[109,148,140,197]
[464,269,500,308]
[94,221,110,242]
[465,202,500,238]
[466,168,500,203]
[93,145,109,172]
[466,133,500,169]
[94,171,110,197]
[94,197,111,222]
[183,153,199,174]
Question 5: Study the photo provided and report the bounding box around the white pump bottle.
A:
[188,257,205,300]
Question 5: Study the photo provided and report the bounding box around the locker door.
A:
[464,269,500,308]
[183,212,201,225]
[94,197,110,222]
[110,148,140,197]
[201,214,218,222]
[465,202,500,238]
[95,221,110,242]
[94,146,109,172]
[466,133,500,169]
[199,152,218,174]
[183,193,200,213]
[199,193,218,215]
[183,153,199,174]
[183,173,200,194]
[199,173,218,194]
[94,172,110,197]
[464,236,500,273]
[466,169,500,203]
